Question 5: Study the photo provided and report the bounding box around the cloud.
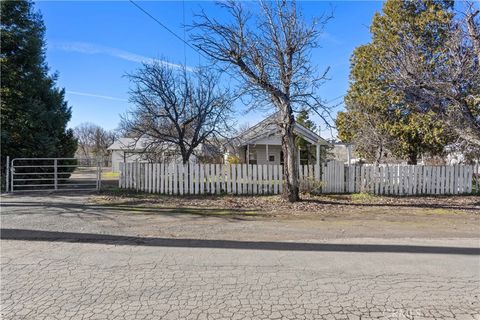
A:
[319,32,344,45]
[66,90,128,102]
[50,41,192,71]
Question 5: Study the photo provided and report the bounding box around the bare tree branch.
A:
[191,0,332,202]
[121,61,234,164]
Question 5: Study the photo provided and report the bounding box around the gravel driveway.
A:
[1,193,479,320]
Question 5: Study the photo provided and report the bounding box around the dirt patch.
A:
[93,190,480,217]
[88,191,480,239]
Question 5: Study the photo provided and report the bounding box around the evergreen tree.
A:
[1,0,77,176]
[295,109,332,164]
[295,109,316,165]
[336,0,454,164]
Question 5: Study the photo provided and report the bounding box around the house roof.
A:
[108,137,219,156]
[107,137,152,151]
[235,113,330,146]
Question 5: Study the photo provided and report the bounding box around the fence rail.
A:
[119,161,479,196]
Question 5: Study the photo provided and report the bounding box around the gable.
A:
[235,113,330,146]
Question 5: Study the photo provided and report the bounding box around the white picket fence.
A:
[119,161,479,196]
[119,162,284,195]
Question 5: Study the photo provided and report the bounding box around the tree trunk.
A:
[407,152,417,165]
[280,106,299,202]
[374,145,383,165]
[181,152,189,165]
[180,143,194,165]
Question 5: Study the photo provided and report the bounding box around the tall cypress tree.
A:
[336,0,454,164]
[1,0,77,173]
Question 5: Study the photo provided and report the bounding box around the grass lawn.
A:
[102,171,119,179]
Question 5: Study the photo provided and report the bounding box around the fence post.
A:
[5,156,9,193]
[97,158,102,191]
[54,159,58,190]
[53,159,58,190]
[119,163,123,188]
[5,156,10,193]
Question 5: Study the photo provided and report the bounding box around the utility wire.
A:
[129,0,246,90]
[129,0,208,61]
[182,0,187,66]
[325,94,345,105]
[129,0,345,113]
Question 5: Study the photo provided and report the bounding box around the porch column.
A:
[265,144,269,163]
[246,144,250,165]
[316,144,321,166]
[297,148,301,165]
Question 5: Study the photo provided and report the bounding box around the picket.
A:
[152,163,156,193]
[119,161,475,196]
[156,164,160,193]
[236,164,242,195]
[192,164,197,195]
[120,163,124,188]
[149,164,153,193]
[467,165,473,193]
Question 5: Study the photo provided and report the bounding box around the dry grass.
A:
[93,189,480,218]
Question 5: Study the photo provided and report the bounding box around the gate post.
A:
[5,156,10,193]
[96,158,102,191]
[54,159,58,190]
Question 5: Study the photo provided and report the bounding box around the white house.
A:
[108,138,151,172]
[109,114,331,171]
[108,137,215,172]
[226,114,330,165]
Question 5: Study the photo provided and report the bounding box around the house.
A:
[108,137,152,172]
[226,114,330,165]
[108,137,219,172]
[109,114,330,171]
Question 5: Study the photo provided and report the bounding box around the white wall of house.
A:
[112,150,203,172]
[111,151,148,173]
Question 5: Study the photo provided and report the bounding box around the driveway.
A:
[1,193,479,320]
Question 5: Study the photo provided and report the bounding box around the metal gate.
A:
[6,158,101,193]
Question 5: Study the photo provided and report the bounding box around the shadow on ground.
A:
[0,201,257,220]
[1,229,479,255]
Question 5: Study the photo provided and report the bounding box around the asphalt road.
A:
[1,193,479,320]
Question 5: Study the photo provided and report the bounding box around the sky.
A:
[35,0,384,138]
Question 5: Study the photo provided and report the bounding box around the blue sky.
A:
[35,0,384,137]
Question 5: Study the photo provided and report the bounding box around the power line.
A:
[129,0,344,112]
[182,0,186,66]
[128,0,208,61]
[128,0,245,88]
[325,94,345,105]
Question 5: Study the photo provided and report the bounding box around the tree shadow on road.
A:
[1,228,479,255]
[0,201,258,221]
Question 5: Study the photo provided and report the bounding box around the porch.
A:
[239,142,325,166]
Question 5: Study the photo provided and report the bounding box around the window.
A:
[269,155,275,162]
[249,150,257,165]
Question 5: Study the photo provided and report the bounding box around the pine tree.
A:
[295,109,316,165]
[295,109,332,164]
[336,0,454,164]
[1,1,77,176]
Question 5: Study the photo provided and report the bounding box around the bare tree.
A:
[121,61,233,164]
[191,0,332,202]
[380,2,480,148]
[74,123,117,160]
